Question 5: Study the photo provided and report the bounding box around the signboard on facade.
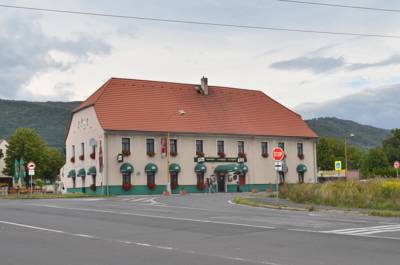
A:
[194,157,247,163]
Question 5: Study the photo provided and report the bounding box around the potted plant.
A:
[196,151,205,157]
[170,151,178,157]
[171,182,178,190]
[298,154,305,160]
[147,183,157,190]
[90,184,96,191]
[78,154,84,161]
[238,152,246,158]
[122,183,132,191]
[70,157,75,163]
[90,152,96,159]
[262,153,269,158]
[218,151,226,158]
[122,150,131,157]
[147,150,155,157]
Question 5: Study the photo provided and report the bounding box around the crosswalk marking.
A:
[322,224,400,236]
[119,197,161,205]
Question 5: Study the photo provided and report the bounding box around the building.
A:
[0,139,12,187]
[61,77,318,195]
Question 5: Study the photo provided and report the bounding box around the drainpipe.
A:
[313,139,317,183]
[105,132,110,196]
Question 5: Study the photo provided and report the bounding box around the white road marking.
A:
[0,221,65,234]
[26,203,276,230]
[323,224,400,236]
[73,233,95,238]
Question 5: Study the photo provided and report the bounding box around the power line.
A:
[275,0,400,13]
[0,3,400,39]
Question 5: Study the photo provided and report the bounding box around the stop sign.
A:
[394,161,400,169]
[272,147,285,161]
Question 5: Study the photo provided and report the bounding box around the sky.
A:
[0,0,399,129]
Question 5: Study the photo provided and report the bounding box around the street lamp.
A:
[344,133,354,179]
[166,110,186,194]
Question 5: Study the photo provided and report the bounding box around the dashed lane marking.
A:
[322,224,400,236]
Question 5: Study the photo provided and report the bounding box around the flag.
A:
[98,140,103,173]
[161,137,167,157]
[19,158,25,183]
[14,159,19,181]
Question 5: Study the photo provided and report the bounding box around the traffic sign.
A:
[27,161,36,170]
[28,169,35,176]
[335,161,342,171]
[274,161,283,171]
[394,161,400,169]
[272,147,285,161]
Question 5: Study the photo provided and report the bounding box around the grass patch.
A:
[2,193,110,200]
[279,178,400,211]
[362,209,400,218]
[232,196,309,211]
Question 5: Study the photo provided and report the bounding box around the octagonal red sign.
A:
[272,147,285,161]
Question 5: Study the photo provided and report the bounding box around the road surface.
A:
[0,194,399,265]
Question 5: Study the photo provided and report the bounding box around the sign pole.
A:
[276,171,279,203]
[30,175,33,198]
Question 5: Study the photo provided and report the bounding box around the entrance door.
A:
[217,175,225,192]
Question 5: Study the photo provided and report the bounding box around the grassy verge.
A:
[1,193,110,200]
[277,178,400,217]
[232,196,312,211]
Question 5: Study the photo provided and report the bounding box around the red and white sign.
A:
[272,147,285,161]
[394,161,400,169]
[27,161,36,170]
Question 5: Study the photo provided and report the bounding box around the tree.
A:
[361,147,390,177]
[383,129,400,164]
[42,147,65,182]
[3,128,47,180]
[317,137,364,170]
[0,148,3,160]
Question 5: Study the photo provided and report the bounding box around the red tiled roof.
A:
[74,78,318,138]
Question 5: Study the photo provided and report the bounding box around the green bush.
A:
[283,179,400,211]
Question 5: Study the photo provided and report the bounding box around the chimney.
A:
[200,76,208,95]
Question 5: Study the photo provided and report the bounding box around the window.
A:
[238,141,244,154]
[72,177,76,189]
[147,172,155,187]
[298,172,304,183]
[92,144,96,154]
[146,139,155,153]
[297,143,304,156]
[278,142,285,151]
[122,173,131,185]
[170,139,177,154]
[196,140,203,153]
[81,143,85,156]
[72,145,75,158]
[261,142,268,156]
[82,176,86,193]
[92,175,96,187]
[122,138,130,153]
[217,140,224,154]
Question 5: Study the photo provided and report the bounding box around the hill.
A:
[0,99,391,150]
[306,117,391,149]
[0,99,80,150]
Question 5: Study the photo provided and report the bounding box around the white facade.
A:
[61,106,317,194]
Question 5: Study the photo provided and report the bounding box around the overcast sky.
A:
[0,0,399,129]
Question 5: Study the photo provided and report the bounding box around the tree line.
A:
[317,129,400,177]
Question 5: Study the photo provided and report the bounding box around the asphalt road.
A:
[0,194,399,265]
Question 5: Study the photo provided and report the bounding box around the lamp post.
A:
[344,133,354,179]
[166,110,186,194]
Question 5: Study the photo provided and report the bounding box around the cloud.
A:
[348,55,400,71]
[295,84,400,129]
[270,56,345,73]
[0,14,111,100]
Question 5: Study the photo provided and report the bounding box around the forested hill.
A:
[306,117,391,149]
[0,99,391,150]
[0,99,80,150]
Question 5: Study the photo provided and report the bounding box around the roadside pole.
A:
[272,147,285,204]
[27,161,36,198]
[394,161,399,178]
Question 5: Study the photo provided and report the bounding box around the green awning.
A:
[237,163,248,173]
[169,163,181,173]
[296,164,307,173]
[77,168,86,177]
[145,163,158,173]
[214,164,240,174]
[68,170,76,178]
[120,163,134,174]
[87,166,96,176]
[195,163,207,173]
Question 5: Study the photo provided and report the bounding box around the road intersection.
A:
[0,194,399,265]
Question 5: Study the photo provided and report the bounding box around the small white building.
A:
[61,77,318,195]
